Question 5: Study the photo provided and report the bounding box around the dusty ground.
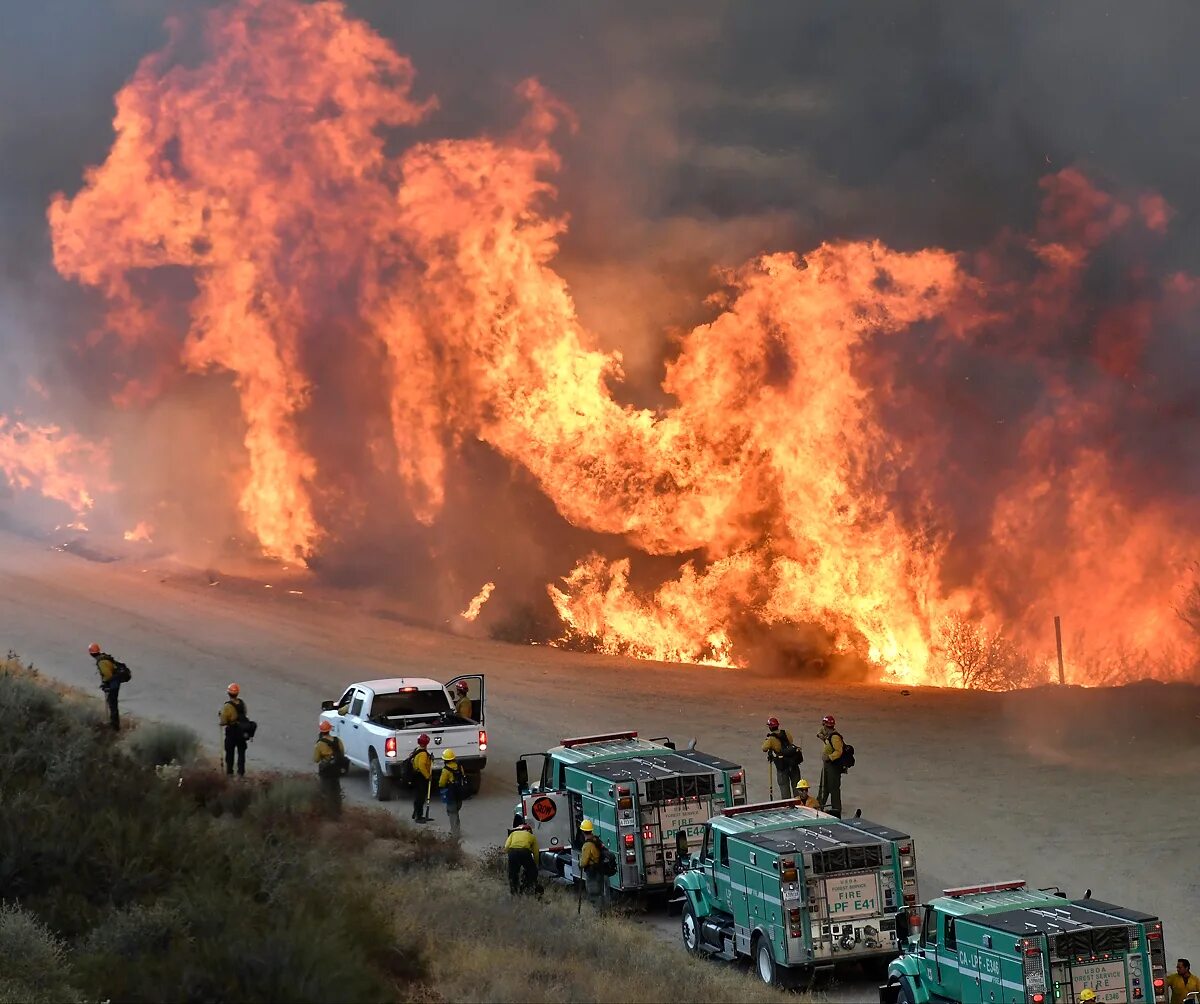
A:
[1,528,1197,1000]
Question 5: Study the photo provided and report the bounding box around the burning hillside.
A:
[4,0,1198,685]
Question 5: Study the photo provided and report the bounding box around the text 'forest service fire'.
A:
[10,0,1199,686]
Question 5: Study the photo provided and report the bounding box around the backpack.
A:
[779,729,803,765]
[399,747,427,784]
[99,654,131,685]
[833,731,855,772]
[440,767,466,805]
[226,700,258,741]
[598,844,619,877]
[317,736,349,778]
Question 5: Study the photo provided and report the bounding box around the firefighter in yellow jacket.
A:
[89,643,123,731]
[219,684,250,777]
[504,821,539,895]
[313,720,347,817]
[817,714,844,817]
[794,778,822,809]
[762,716,801,796]
[439,749,465,840]
[410,733,432,823]
[452,681,473,720]
[578,819,608,909]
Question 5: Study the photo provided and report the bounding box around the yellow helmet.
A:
[1079,991,1097,1003]
[795,779,810,790]
[579,819,594,832]
[442,749,456,761]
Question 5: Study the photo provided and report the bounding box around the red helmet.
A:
[417,733,430,747]
[318,720,332,733]
[766,717,780,730]
[88,643,101,655]
[454,681,469,694]
[822,715,836,727]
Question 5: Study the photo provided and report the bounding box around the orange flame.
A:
[0,416,109,515]
[123,521,154,542]
[459,582,496,622]
[45,0,1200,685]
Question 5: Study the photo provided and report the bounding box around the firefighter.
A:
[1165,958,1200,1004]
[438,748,465,840]
[88,642,123,731]
[794,778,822,809]
[313,720,347,818]
[762,717,801,796]
[219,683,249,777]
[817,714,844,817]
[1078,990,1097,1003]
[453,681,473,720]
[410,733,433,823]
[504,820,539,895]
[578,819,608,909]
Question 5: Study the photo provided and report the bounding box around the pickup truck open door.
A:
[445,674,485,724]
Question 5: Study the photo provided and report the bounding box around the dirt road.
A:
[2,529,1197,999]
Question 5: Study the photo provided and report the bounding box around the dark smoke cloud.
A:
[2,1,1199,641]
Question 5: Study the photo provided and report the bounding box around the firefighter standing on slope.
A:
[410,733,432,823]
[817,714,844,817]
[220,683,249,777]
[504,819,539,895]
[438,749,465,839]
[452,681,473,720]
[578,819,607,910]
[762,717,801,796]
[88,643,123,731]
[313,720,348,818]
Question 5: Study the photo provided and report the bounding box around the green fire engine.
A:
[879,880,1169,1004]
[514,730,748,893]
[673,798,921,988]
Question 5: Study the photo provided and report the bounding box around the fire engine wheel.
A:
[753,935,778,986]
[681,905,701,956]
[895,976,916,1004]
[368,755,393,802]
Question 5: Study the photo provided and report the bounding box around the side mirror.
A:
[854,808,862,819]
[515,758,530,793]
[675,828,690,856]
[1084,887,1092,900]
[663,739,677,750]
[686,737,698,752]
[320,700,334,711]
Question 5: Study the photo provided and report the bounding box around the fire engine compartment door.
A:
[1065,958,1129,1004]
[642,796,713,884]
[525,789,573,858]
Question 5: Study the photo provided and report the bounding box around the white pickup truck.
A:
[319,674,487,800]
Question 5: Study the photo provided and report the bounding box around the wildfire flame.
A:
[460,582,496,623]
[0,416,109,515]
[123,521,154,543]
[41,0,1200,685]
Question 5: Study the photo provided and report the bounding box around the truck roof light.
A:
[560,731,638,748]
[399,686,418,692]
[720,797,809,817]
[942,880,1026,898]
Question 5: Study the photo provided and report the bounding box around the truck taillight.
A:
[730,771,744,783]
[1153,978,1165,989]
[1030,995,1044,1003]
[478,729,487,752]
[624,833,635,846]
[781,868,798,883]
[780,858,795,869]
[385,737,397,758]
[617,786,630,796]
[904,893,917,904]
[898,844,911,854]
[618,797,633,809]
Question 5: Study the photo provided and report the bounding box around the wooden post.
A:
[1054,615,1065,685]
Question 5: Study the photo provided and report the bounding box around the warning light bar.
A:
[942,880,1026,898]
[560,731,638,748]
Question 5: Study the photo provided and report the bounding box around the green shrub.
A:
[0,902,80,1004]
[124,720,201,767]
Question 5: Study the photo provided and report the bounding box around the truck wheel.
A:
[465,771,482,797]
[896,976,916,1004]
[368,754,393,802]
[753,934,778,986]
[681,904,702,956]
